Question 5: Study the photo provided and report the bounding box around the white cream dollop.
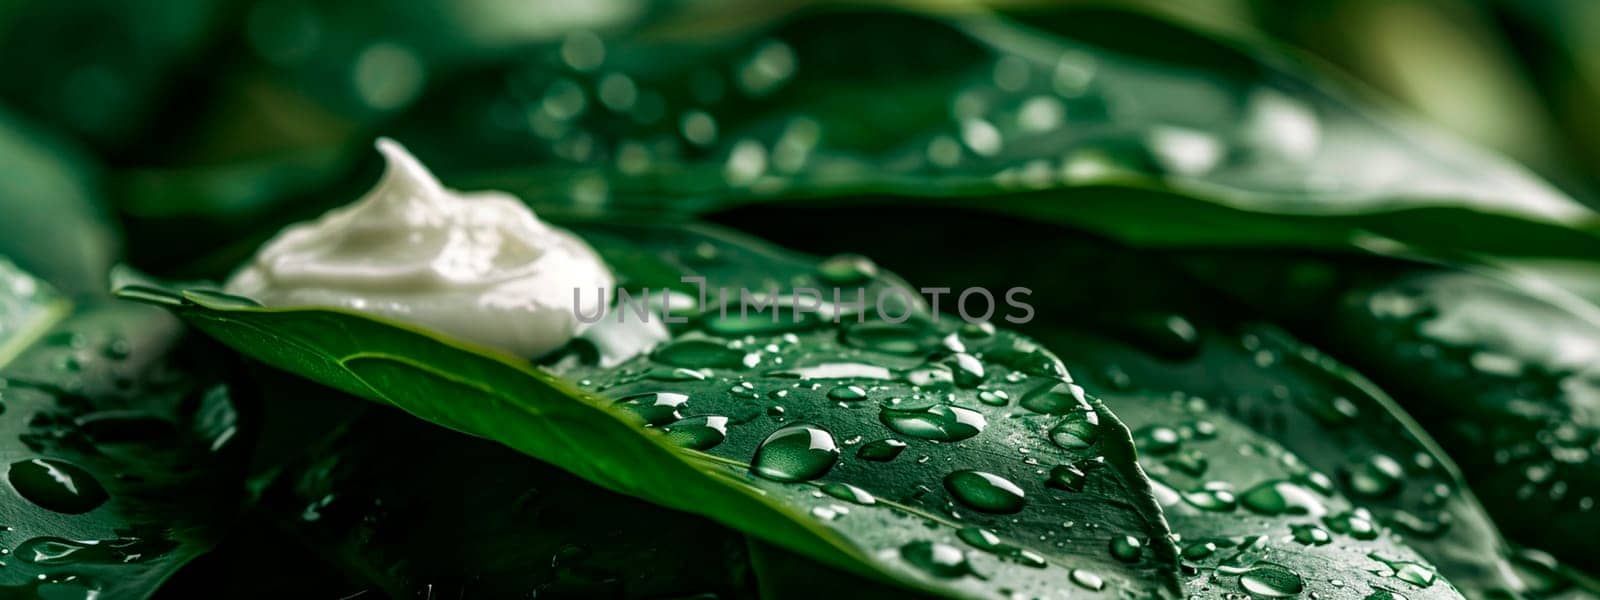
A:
[225,138,614,357]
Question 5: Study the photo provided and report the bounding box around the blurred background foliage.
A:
[1,0,1597,207]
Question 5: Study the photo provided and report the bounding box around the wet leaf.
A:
[0,259,245,598]
[116,219,1182,598]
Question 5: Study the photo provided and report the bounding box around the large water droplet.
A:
[1368,553,1436,588]
[7,459,108,514]
[1346,454,1404,498]
[1238,562,1304,597]
[1289,524,1331,546]
[751,423,839,482]
[900,541,972,578]
[613,392,689,426]
[880,404,987,442]
[1071,569,1105,591]
[858,438,908,461]
[1134,425,1181,455]
[1020,379,1088,415]
[818,254,878,284]
[944,470,1026,514]
[1109,535,1143,562]
[652,339,750,369]
[14,536,170,565]
[821,482,876,505]
[1239,480,1326,516]
[661,415,729,450]
[1323,509,1379,540]
[1048,409,1100,451]
[827,385,868,401]
[947,353,985,388]
[1181,488,1237,512]
[842,320,940,356]
[770,363,893,380]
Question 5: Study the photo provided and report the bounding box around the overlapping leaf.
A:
[0,259,245,598]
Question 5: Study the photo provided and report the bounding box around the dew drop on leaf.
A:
[1239,480,1326,516]
[1019,379,1089,415]
[943,470,1026,514]
[660,415,729,450]
[857,438,908,462]
[612,392,688,426]
[817,254,878,284]
[1289,524,1332,546]
[1346,454,1404,498]
[826,384,867,401]
[899,541,972,579]
[1109,535,1143,562]
[7,458,109,514]
[652,339,750,369]
[1237,562,1304,597]
[750,423,839,482]
[820,482,876,505]
[1071,568,1105,591]
[1048,409,1100,451]
[879,404,986,442]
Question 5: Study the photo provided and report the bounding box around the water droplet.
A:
[751,423,839,482]
[880,404,987,442]
[957,527,1005,552]
[858,438,908,461]
[1135,426,1182,455]
[1368,553,1436,588]
[653,339,749,369]
[1346,455,1404,498]
[1071,569,1105,591]
[14,536,170,565]
[944,470,1026,514]
[947,354,985,388]
[770,363,893,380]
[1046,462,1094,492]
[821,482,876,505]
[1289,524,1331,546]
[1323,510,1379,540]
[1365,591,1407,600]
[1123,314,1201,360]
[613,392,688,426]
[827,385,868,402]
[976,389,1009,406]
[1109,535,1143,562]
[1020,379,1089,415]
[7,459,108,514]
[1182,488,1237,512]
[646,367,706,382]
[1238,562,1304,597]
[818,254,878,284]
[661,415,729,450]
[900,541,972,578]
[843,321,938,355]
[1048,409,1101,451]
[1240,480,1326,516]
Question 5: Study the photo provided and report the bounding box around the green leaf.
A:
[716,205,1543,598]
[388,7,1600,260]
[116,219,1182,598]
[1231,262,1600,583]
[0,259,245,598]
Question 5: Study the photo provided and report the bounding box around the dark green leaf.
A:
[717,206,1543,598]
[116,219,1182,598]
[390,7,1600,260]
[0,259,245,598]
